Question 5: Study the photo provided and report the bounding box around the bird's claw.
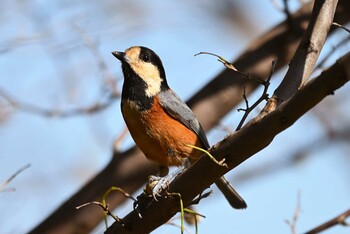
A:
[144,175,171,200]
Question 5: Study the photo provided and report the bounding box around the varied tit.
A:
[112,46,246,209]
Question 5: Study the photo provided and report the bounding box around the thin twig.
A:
[0,164,31,191]
[76,201,122,223]
[194,51,275,131]
[285,191,301,234]
[102,186,137,227]
[194,52,239,71]
[189,190,213,206]
[237,86,249,113]
[282,0,297,31]
[333,22,350,34]
[283,0,292,19]
[0,87,118,118]
[304,209,350,234]
[194,52,264,84]
[235,59,276,130]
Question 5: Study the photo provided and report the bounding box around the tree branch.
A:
[268,0,338,110]
[304,209,350,234]
[0,87,118,118]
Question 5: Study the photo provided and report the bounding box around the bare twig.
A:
[194,52,263,84]
[282,0,296,31]
[0,87,118,118]
[101,186,137,227]
[332,22,350,34]
[304,209,350,234]
[270,0,296,13]
[0,164,30,192]
[76,201,122,223]
[236,60,275,130]
[194,52,239,72]
[285,191,301,234]
[283,0,292,20]
[237,86,249,113]
[195,53,275,131]
[189,190,213,206]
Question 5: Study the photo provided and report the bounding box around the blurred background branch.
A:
[305,209,350,234]
[0,164,30,192]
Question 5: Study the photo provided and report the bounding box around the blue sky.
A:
[1,1,349,234]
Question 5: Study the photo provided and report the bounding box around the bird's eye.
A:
[141,54,150,62]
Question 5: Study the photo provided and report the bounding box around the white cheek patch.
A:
[125,47,163,97]
[131,62,162,97]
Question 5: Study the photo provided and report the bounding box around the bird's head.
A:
[112,46,169,97]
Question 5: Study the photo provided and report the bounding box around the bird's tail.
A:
[215,176,247,209]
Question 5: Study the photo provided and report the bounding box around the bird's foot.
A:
[144,168,184,200]
[144,175,171,200]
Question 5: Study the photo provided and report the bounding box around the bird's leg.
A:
[134,162,188,215]
[147,163,188,200]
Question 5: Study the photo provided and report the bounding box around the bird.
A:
[112,46,247,209]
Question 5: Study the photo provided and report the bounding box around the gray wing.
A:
[158,89,210,149]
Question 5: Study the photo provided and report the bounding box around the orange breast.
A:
[122,97,203,166]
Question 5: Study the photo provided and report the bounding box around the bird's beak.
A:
[112,51,130,63]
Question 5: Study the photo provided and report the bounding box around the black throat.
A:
[121,63,154,111]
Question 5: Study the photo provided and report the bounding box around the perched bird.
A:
[112,46,247,209]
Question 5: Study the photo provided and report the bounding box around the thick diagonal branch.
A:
[273,0,338,104]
